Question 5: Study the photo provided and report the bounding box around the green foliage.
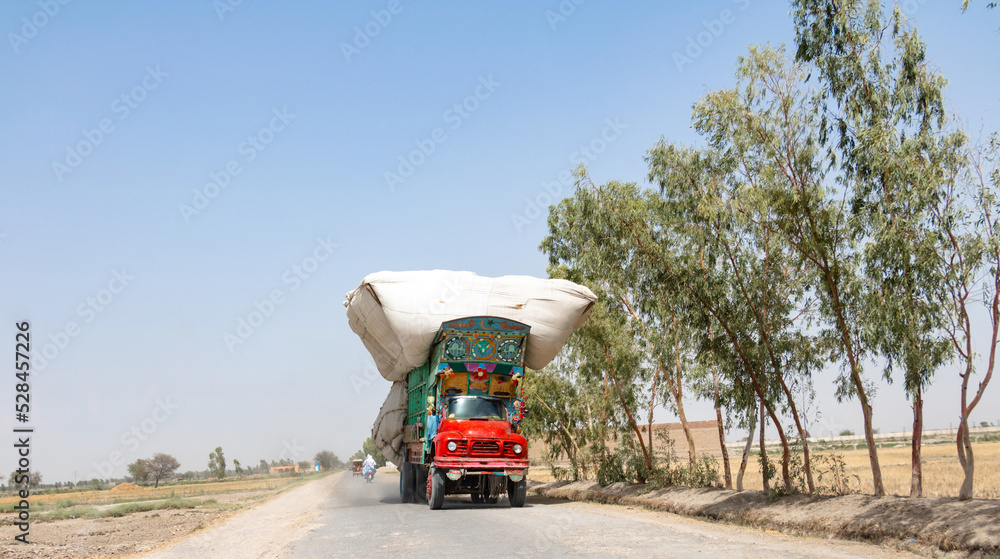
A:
[148,453,180,487]
[8,470,42,490]
[530,0,999,500]
[208,446,226,479]
[523,356,609,482]
[127,459,151,484]
[314,450,340,471]
[812,453,861,496]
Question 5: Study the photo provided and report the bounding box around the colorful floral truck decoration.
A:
[344,270,596,509]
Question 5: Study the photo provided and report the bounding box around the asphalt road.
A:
[278,472,915,559]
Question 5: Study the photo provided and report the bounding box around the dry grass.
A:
[529,440,1000,499]
[0,474,320,508]
[736,441,1000,499]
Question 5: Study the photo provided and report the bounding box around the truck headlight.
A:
[447,441,458,452]
[513,444,523,455]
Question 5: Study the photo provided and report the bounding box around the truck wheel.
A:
[508,478,526,508]
[401,462,414,503]
[428,467,445,510]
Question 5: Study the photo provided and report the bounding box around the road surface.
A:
[144,470,916,558]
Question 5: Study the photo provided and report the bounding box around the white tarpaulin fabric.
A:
[371,381,407,465]
[343,270,598,382]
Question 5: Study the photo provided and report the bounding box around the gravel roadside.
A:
[136,471,343,559]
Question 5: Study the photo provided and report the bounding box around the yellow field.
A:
[0,474,320,508]
[737,441,1000,499]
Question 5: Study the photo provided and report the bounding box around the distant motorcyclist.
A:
[362,454,377,481]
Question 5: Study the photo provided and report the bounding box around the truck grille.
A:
[470,440,501,455]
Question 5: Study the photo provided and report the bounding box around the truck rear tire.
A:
[414,466,428,503]
[428,467,445,510]
[508,478,526,508]
[401,462,414,503]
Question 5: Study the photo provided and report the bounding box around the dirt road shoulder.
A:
[137,472,343,559]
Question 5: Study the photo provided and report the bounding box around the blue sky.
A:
[1,1,998,484]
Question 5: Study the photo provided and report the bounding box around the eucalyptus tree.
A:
[523,348,610,481]
[543,179,703,475]
[793,0,966,496]
[932,135,1000,499]
[545,174,802,492]
[648,132,822,494]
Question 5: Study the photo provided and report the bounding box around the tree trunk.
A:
[714,368,732,489]
[859,394,884,496]
[670,312,696,465]
[759,401,770,495]
[761,396,792,492]
[816,252,885,496]
[737,409,757,492]
[674,380,698,466]
[602,345,652,481]
[910,384,923,498]
[770,364,814,494]
[957,419,975,500]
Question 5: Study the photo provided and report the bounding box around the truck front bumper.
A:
[432,458,529,481]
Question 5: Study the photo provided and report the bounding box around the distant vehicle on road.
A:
[351,459,363,476]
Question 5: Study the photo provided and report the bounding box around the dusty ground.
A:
[0,474,331,559]
[0,507,225,558]
[137,471,344,559]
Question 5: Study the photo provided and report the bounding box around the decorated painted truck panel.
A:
[398,316,530,509]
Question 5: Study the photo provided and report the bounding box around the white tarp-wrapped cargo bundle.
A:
[344,270,597,464]
[344,270,598,381]
[371,381,407,465]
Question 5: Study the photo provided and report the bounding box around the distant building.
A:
[269,465,299,474]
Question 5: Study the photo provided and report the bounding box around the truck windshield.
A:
[446,397,507,420]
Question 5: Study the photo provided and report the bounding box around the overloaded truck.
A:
[344,271,596,510]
